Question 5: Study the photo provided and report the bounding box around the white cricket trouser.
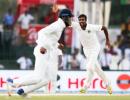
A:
[83,48,110,88]
[14,45,59,94]
[44,48,59,93]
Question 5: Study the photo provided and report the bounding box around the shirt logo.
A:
[87,30,91,33]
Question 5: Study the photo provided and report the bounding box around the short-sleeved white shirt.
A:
[72,22,102,51]
[17,56,32,70]
[18,14,34,29]
[36,18,65,50]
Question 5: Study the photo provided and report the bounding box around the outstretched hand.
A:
[58,43,64,50]
[106,41,111,50]
[40,47,47,54]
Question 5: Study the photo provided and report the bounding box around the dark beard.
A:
[80,24,86,30]
[81,26,86,30]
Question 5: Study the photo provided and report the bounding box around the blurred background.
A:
[0,0,130,94]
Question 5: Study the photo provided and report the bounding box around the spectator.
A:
[16,54,33,70]
[69,53,80,70]
[0,64,4,69]
[60,51,71,70]
[118,48,130,70]
[0,26,3,50]
[0,25,4,59]
[124,48,130,60]
[3,8,14,31]
[2,9,15,58]
[109,45,122,70]
[120,22,130,54]
[44,4,59,24]
[118,54,130,70]
[17,10,34,38]
[113,35,123,49]
[69,48,85,70]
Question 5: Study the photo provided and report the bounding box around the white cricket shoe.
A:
[6,78,14,96]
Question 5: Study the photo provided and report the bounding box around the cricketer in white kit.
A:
[6,9,73,97]
[72,14,112,94]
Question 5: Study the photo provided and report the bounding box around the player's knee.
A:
[17,88,24,95]
[93,66,101,72]
[87,67,92,72]
[87,66,94,72]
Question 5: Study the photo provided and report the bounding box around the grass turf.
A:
[0,95,130,100]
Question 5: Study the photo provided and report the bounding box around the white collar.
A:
[57,18,66,28]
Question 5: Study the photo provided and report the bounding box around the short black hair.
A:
[78,14,87,20]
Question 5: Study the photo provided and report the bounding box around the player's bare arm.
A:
[101,26,111,49]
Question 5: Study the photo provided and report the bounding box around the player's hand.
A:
[58,43,64,50]
[106,41,111,50]
[40,47,47,54]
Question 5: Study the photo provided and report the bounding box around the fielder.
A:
[72,14,112,94]
[6,9,73,97]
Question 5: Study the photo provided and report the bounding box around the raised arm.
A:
[101,26,111,49]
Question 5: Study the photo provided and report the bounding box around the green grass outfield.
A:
[0,94,130,100]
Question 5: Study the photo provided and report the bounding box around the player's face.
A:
[78,17,87,30]
[62,16,72,27]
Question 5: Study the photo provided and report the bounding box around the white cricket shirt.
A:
[18,14,34,29]
[36,18,65,49]
[72,22,102,51]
